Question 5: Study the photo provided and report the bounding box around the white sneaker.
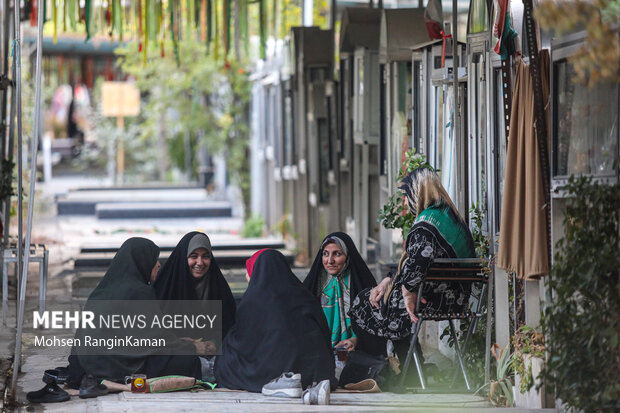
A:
[302,379,330,405]
[261,372,302,398]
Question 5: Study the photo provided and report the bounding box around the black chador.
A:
[214,249,336,392]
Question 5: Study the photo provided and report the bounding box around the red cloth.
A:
[424,0,443,40]
[246,249,269,279]
[440,30,452,68]
[493,0,509,55]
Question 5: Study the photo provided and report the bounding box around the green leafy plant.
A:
[511,325,545,394]
[476,344,514,407]
[377,149,435,236]
[0,159,15,200]
[115,37,252,212]
[540,175,620,413]
[242,214,265,238]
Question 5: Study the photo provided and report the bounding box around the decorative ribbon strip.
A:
[440,30,452,68]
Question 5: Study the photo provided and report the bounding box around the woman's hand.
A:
[369,277,392,309]
[193,340,217,356]
[401,285,427,323]
[182,338,217,356]
[335,337,358,352]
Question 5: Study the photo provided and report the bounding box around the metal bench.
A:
[1,242,49,326]
[399,258,488,390]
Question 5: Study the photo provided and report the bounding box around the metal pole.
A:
[1,0,8,153]
[451,0,463,217]
[14,0,23,318]
[11,0,43,396]
[3,50,14,245]
[303,0,313,26]
[4,51,15,244]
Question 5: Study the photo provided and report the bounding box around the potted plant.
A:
[512,325,545,408]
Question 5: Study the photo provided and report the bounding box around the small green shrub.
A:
[511,325,545,394]
[0,159,15,199]
[242,214,265,238]
[476,344,514,407]
[541,175,620,413]
[377,149,435,236]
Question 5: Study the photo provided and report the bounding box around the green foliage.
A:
[511,325,545,394]
[541,175,620,413]
[0,159,15,200]
[476,344,514,407]
[536,0,620,87]
[242,214,265,238]
[114,37,252,212]
[377,149,435,236]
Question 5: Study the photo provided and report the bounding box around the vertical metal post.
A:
[523,0,551,271]
[1,0,8,153]
[14,0,23,317]
[11,0,44,397]
[2,53,14,245]
[451,0,464,217]
[302,0,313,27]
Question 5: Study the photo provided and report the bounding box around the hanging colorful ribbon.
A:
[214,0,220,60]
[201,0,207,42]
[440,30,452,68]
[30,0,37,27]
[207,0,212,52]
[224,0,230,56]
[259,0,265,59]
[68,0,76,30]
[169,0,180,65]
[85,0,92,41]
[118,0,124,41]
[52,0,57,43]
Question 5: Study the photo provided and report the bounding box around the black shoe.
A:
[79,374,109,399]
[43,367,70,385]
[26,382,70,403]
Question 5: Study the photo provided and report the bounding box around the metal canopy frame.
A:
[0,0,45,401]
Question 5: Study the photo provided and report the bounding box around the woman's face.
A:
[187,248,212,278]
[322,243,347,276]
[150,260,161,284]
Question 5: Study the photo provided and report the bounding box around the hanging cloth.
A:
[493,0,521,59]
[497,51,550,279]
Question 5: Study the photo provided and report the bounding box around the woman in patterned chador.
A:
[350,168,475,341]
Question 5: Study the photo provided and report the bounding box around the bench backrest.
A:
[417,258,487,321]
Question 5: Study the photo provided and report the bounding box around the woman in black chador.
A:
[214,249,336,392]
[67,237,204,387]
[153,231,236,338]
[304,232,386,356]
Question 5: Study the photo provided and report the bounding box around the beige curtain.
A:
[497,51,550,279]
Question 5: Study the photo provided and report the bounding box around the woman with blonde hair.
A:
[350,167,475,340]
